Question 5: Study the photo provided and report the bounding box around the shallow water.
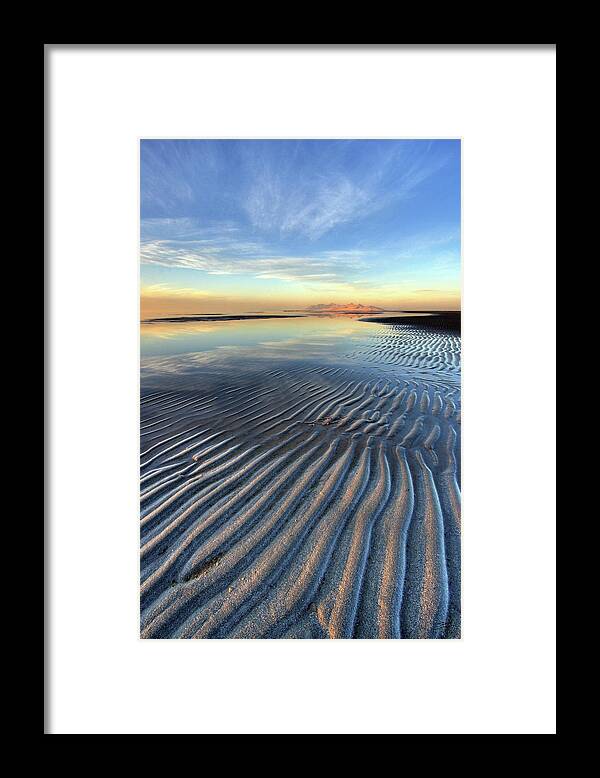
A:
[141,313,435,358]
[141,313,460,393]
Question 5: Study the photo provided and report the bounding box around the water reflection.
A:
[140,313,412,359]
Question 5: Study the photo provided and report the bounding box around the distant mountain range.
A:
[305,302,384,313]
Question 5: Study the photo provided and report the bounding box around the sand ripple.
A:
[140,323,461,638]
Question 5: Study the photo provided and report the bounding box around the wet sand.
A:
[140,316,461,639]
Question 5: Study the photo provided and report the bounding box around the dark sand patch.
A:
[360,311,461,332]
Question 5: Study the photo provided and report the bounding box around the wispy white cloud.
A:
[246,175,375,240]
[140,223,460,295]
[141,282,216,298]
[241,144,450,241]
[140,237,368,285]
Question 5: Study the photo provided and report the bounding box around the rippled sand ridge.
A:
[140,316,461,639]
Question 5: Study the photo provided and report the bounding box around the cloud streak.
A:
[140,235,369,285]
[240,141,452,241]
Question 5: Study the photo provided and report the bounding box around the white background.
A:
[47,45,556,735]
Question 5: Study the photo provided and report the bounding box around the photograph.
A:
[139,139,462,639]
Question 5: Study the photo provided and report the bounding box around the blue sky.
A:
[140,139,460,315]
